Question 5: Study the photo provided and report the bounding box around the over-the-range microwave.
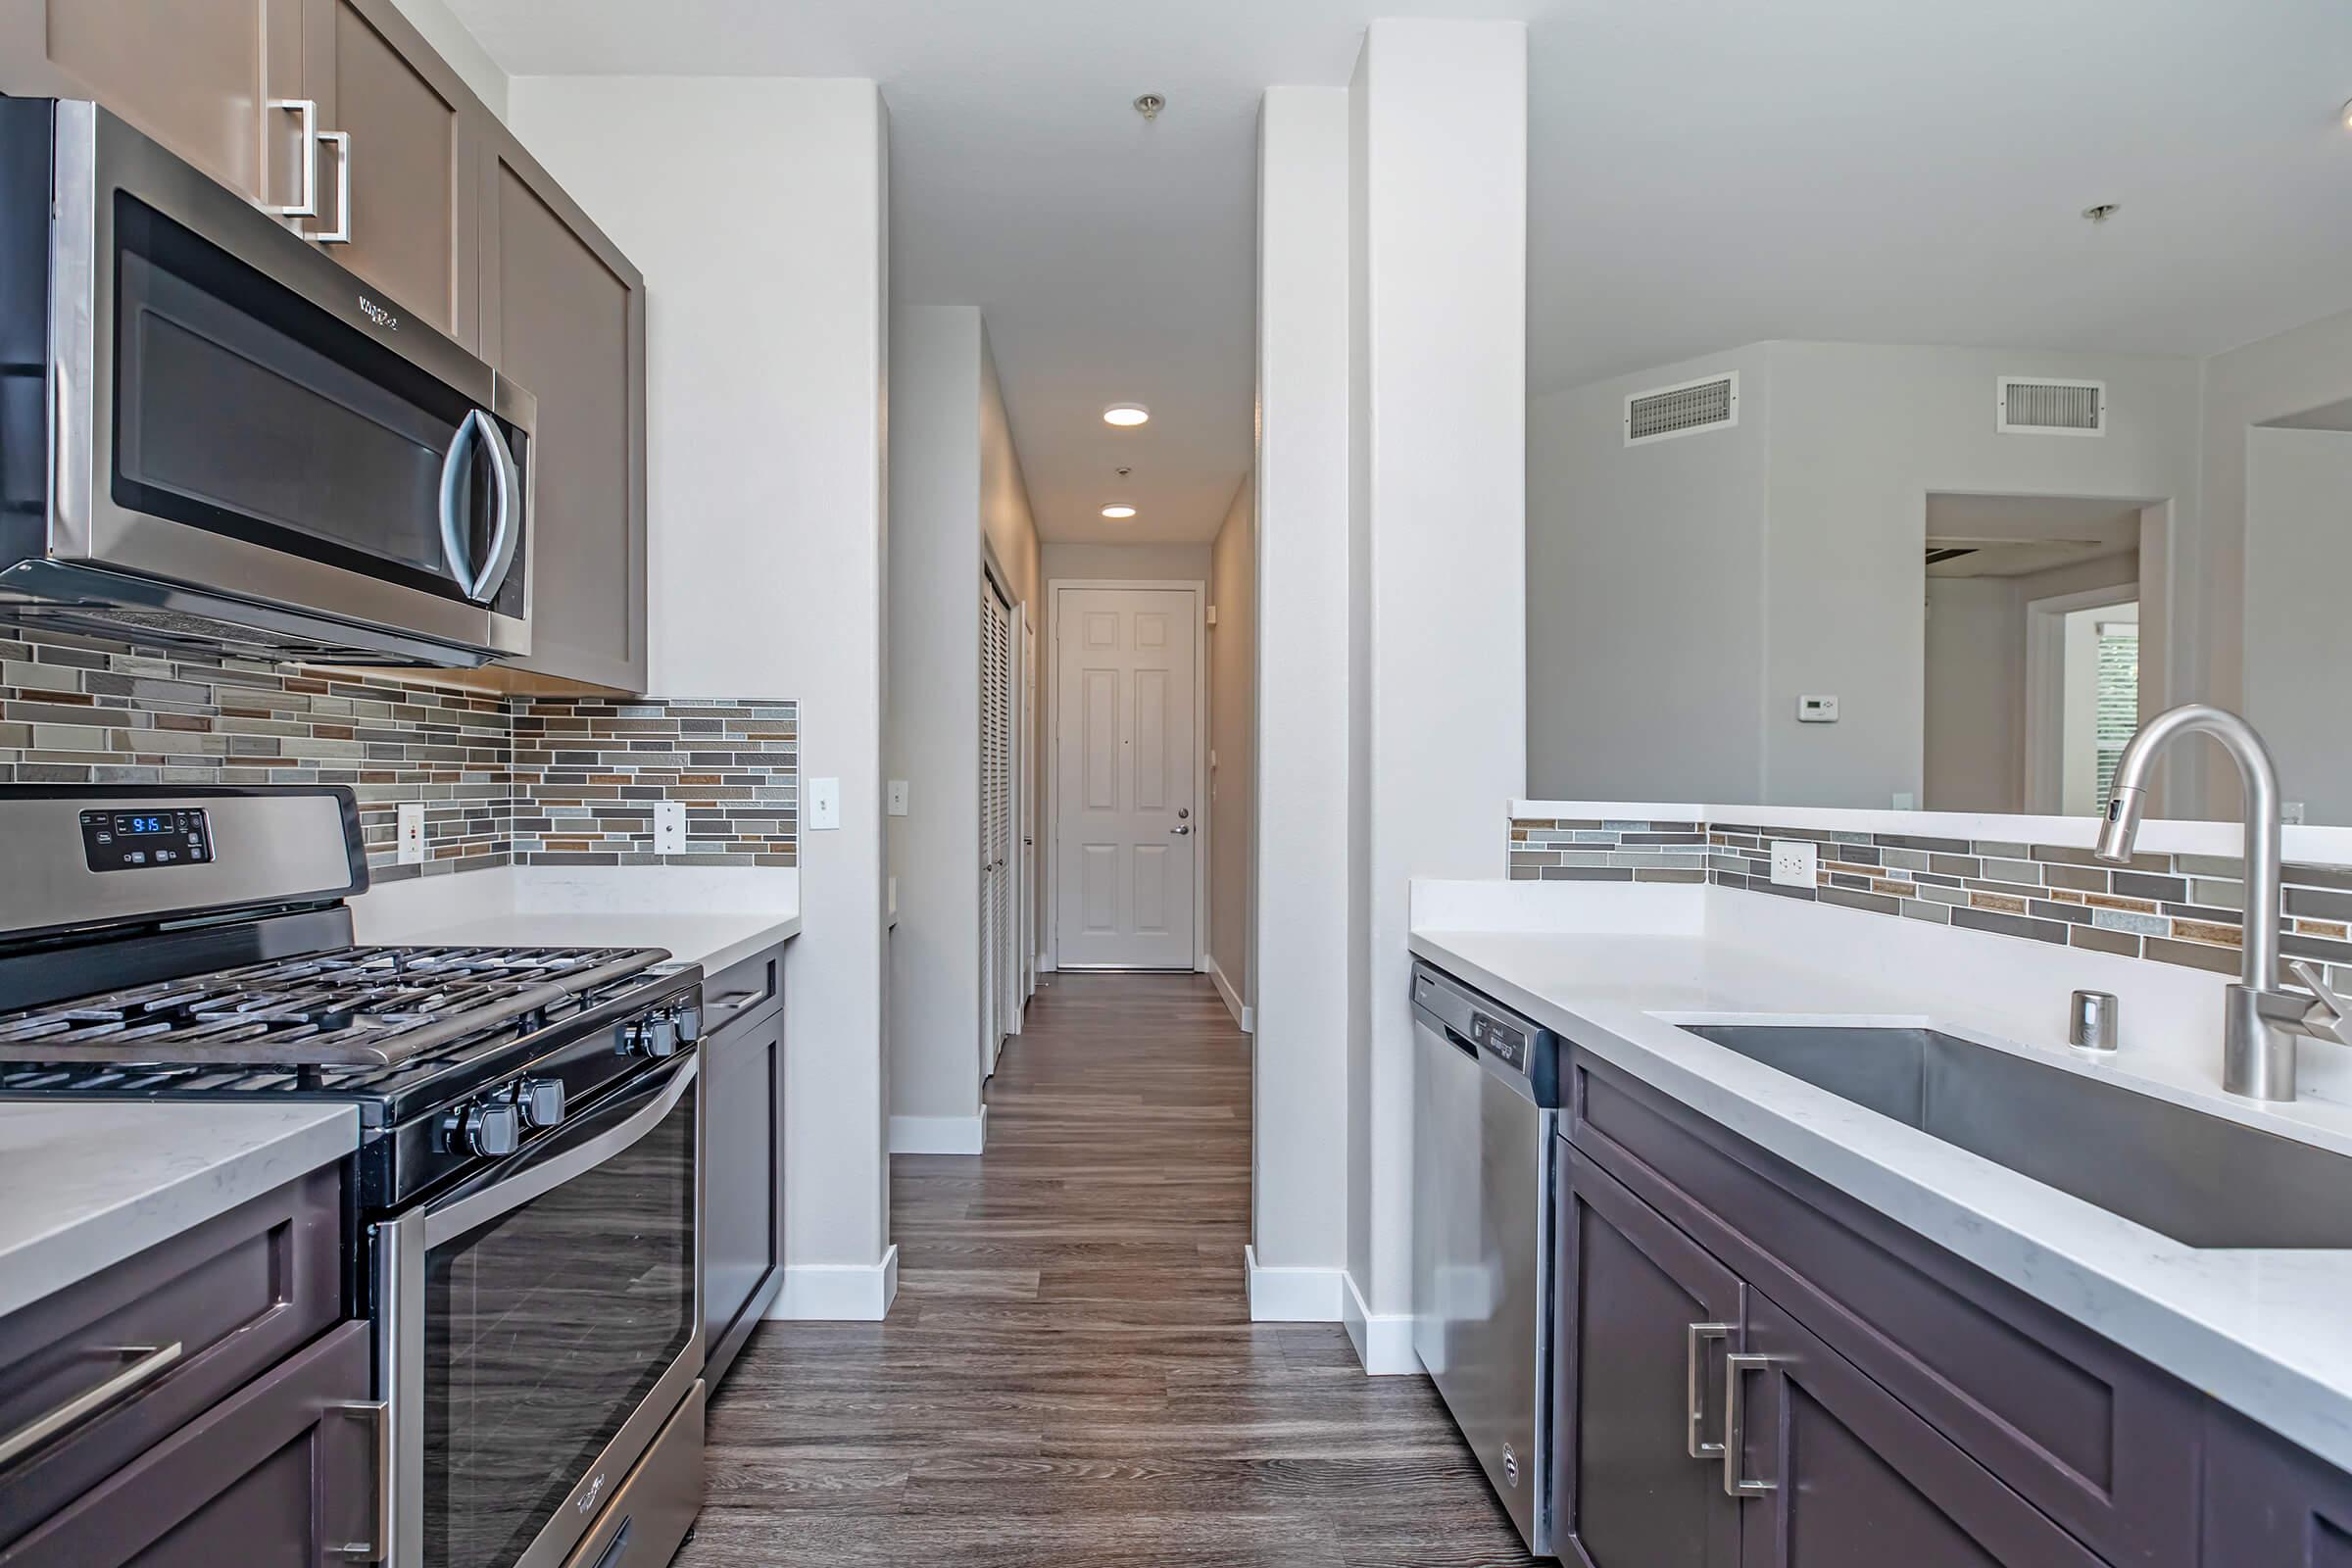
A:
[0,97,533,666]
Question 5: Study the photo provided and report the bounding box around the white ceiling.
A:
[1925,494,2147,578]
[448,0,2352,545]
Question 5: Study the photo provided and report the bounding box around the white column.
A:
[512,76,899,1320]
[1248,85,1354,1323]
[1348,19,1529,1371]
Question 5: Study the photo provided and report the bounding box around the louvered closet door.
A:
[981,582,1013,1074]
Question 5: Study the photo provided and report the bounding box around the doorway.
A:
[1049,580,1205,970]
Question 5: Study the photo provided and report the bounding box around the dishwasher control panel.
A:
[1471,1011,1527,1072]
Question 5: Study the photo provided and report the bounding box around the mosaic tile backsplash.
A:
[1510,813,2352,991]
[0,627,795,882]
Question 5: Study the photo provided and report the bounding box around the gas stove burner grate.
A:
[0,945,668,1067]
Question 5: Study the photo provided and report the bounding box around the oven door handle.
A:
[421,1054,697,1247]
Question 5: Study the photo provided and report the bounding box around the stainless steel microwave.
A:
[0,97,532,666]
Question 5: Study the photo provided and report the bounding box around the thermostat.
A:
[1797,694,1839,723]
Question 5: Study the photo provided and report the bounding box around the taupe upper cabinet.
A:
[478,127,649,694]
[299,0,477,346]
[0,0,308,205]
[0,0,651,694]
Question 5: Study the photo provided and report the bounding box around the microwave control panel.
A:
[80,808,214,873]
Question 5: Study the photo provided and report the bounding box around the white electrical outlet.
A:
[397,803,426,864]
[1892,791,1916,811]
[808,778,842,831]
[654,800,687,855]
[1770,839,1818,889]
[887,780,909,816]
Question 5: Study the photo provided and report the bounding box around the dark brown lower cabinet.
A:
[1735,1291,2104,1567]
[700,950,787,1391]
[1555,1147,1743,1568]
[0,1320,378,1567]
[2203,1406,2352,1566]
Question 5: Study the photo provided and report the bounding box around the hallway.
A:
[678,972,1535,1567]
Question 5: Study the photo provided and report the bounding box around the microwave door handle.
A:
[436,410,486,594]
[469,416,520,602]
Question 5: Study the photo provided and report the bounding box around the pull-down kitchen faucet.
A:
[2094,704,2352,1102]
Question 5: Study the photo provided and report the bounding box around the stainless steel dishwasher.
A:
[1410,959,1564,1557]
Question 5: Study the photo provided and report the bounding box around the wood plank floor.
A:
[678,971,1538,1567]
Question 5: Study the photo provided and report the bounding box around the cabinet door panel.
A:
[0,1321,377,1568]
[1557,1147,1743,1568]
[2204,1405,2352,1566]
[305,0,473,342]
[702,1005,785,1389]
[1737,1292,2103,1568]
[1,0,305,206]
[479,132,648,693]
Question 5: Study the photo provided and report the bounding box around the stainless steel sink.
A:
[1680,1025,2352,1250]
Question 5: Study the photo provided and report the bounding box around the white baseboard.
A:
[1342,1268,1421,1375]
[1205,955,1255,1033]
[1245,1245,1345,1321]
[768,1244,900,1321]
[888,1108,987,1154]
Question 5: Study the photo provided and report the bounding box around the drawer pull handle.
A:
[707,990,761,1021]
[1685,1322,1733,1459]
[1723,1352,1785,1498]
[0,1341,182,1465]
[328,1399,392,1561]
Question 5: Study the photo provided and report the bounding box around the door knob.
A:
[1171,825,1193,836]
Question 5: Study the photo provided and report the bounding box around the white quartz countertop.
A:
[393,908,800,975]
[1409,913,2352,1472]
[0,1102,358,1318]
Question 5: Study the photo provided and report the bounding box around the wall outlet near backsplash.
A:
[397,803,426,864]
[654,801,688,856]
[1771,840,1819,888]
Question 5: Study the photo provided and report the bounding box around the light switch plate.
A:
[1770,839,1818,889]
[887,780,909,816]
[397,803,425,864]
[654,800,687,855]
[1797,694,1839,723]
[808,778,842,831]
[1892,791,1916,811]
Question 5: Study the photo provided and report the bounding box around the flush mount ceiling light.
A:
[1102,404,1150,427]
[1101,504,1138,519]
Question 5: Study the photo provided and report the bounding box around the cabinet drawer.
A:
[0,1166,344,1548]
[2202,1404,2352,1566]
[701,944,783,1041]
[1572,1054,2200,1568]
[0,1320,377,1568]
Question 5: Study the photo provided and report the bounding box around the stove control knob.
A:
[672,1003,702,1043]
[622,1012,680,1058]
[510,1077,565,1129]
[462,1102,521,1158]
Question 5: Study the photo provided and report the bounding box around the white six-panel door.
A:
[1053,585,1200,969]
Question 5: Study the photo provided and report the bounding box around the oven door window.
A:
[110,191,523,611]
[422,1072,695,1568]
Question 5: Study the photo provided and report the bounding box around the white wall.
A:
[2197,307,2352,819]
[1527,341,2200,812]
[1039,541,1211,583]
[886,306,986,1136]
[1207,472,1256,1019]
[511,76,896,1309]
[1250,84,1352,1300]
[1527,345,1772,802]
[2245,427,2352,825]
[1351,19,1527,1360]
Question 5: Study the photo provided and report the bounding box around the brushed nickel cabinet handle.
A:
[1686,1322,1733,1459]
[1723,1352,1784,1498]
[260,98,318,218]
[313,129,353,244]
[0,1342,183,1466]
[328,1398,391,1560]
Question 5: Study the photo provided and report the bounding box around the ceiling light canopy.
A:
[1101,504,1138,519]
[1102,404,1150,427]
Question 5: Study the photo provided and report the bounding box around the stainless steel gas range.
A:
[0,785,707,1568]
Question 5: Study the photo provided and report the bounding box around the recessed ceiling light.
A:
[1102,404,1150,427]
[1101,504,1138,519]
[2341,97,2352,130]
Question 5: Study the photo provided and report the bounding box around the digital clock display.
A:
[78,808,214,872]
